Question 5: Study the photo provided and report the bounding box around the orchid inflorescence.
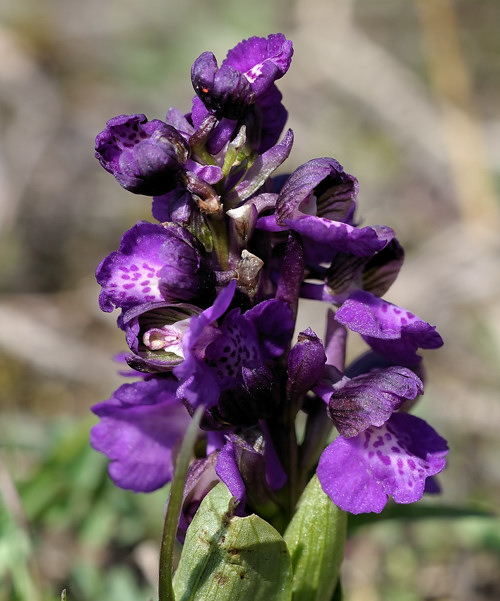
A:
[91,33,447,559]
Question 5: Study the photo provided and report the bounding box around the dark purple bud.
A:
[191,52,254,120]
[287,328,327,410]
[95,114,189,195]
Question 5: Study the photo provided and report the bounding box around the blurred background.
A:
[0,0,499,599]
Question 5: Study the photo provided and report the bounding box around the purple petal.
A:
[215,438,247,504]
[244,298,294,358]
[90,376,191,492]
[95,114,188,195]
[152,187,193,224]
[223,34,293,96]
[174,281,237,408]
[317,412,448,514]
[286,216,391,257]
[335,290,443,365]
[276,157,358,224]
[255,85,289,153]
[96,221,171,312]
[327,367,423,437]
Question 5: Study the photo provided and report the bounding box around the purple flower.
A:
[121,301,201,373]
[95,114,189,195]
[96,221,215,312]
[321,366,423,438]
[191,52,254,120]
[190,34,293,153]
[257,158,393,266]
[335,290,444,365]
[317,412,448,513]
[90,375,192,492]
[174,281,294,421]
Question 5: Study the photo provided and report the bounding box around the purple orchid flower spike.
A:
[92,34,449,584]
[95,114,189,195]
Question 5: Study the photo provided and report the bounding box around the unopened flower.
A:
[95,114,189,195]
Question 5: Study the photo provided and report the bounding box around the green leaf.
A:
[348,503,494,531]
[283,474,347,601]
[173,483,292,601]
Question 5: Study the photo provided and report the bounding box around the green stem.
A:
[207,212,231,270]
[158,406,204,601]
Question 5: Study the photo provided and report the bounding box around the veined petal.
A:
[96,221,170,312]
[317,412,448,514]
[335,290,443,365]
[90,376,191,492]
[286,216,391,257]
[327,366,423,437]
[223,34,293,97]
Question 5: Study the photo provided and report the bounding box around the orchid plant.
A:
[91,34,448,601]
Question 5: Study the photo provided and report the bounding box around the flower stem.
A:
[158,406,204,601]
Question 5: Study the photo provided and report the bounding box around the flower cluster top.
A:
[91,34,447,527]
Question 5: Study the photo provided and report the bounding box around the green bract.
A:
[284,475,347,601]
[173,483,293,601]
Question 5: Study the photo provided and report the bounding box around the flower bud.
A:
[191,52,254,120]
[95,114,189,195]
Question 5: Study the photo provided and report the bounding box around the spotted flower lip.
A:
[317,412,448,514]
[95,114,189,195]
[96,221,216,313]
